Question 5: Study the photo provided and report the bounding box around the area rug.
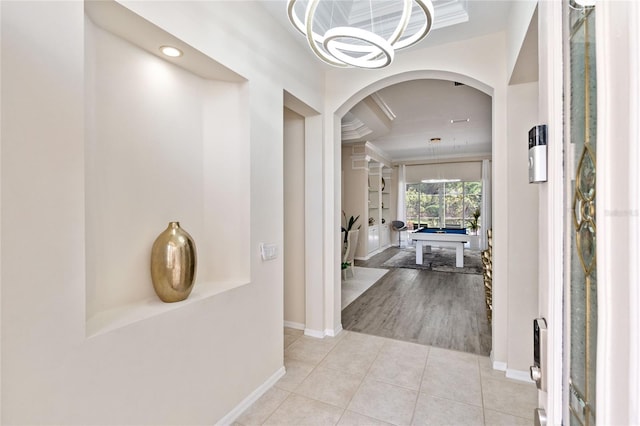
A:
[381,247,483,275]
[341,266,389,310]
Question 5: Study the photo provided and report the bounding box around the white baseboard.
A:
[302,325,343,339]
[216,366,286,426]
[283,320,304,330]
[355,243,391,261]
[489,356,532,383]
[492,360,508,372]
[304,328,325,338]
[325,324,343,337]
[506,368,534,383]
[356,246,386,261]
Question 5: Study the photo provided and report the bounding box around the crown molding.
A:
[341,115,373,141]
[370,92,396,121]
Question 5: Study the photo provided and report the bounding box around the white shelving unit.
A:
[342,143,393,260]
[366,162,391,255]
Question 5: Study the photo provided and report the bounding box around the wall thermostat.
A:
[529,125,547,183]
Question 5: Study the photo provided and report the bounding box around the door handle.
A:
[530,318,547,391]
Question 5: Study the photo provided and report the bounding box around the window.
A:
[405,181,482,230]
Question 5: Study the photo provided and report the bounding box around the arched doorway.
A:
[321,66,510,366]
[335,74,494,355]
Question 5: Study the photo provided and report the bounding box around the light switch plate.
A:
[260,243,278,261]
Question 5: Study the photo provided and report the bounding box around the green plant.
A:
[341,212,361,244]
[468,208,481,233]
[341,261,351,270]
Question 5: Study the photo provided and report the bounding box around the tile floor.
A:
[234,328,536,425]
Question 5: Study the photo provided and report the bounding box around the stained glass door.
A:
[565,1,597,425]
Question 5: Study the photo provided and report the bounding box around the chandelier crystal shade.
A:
[287,0,435,69]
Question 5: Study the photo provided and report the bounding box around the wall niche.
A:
[84,1,250,336]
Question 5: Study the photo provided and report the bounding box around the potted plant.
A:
[341,212,361,244]
[341,213,361,275]
[468,208,481,235]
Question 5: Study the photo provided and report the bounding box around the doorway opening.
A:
[338,78,493,356]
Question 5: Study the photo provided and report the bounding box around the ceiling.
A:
[261,0,516,162]
[343,79,492,162]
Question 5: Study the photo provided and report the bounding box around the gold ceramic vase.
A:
[150,222,197,303]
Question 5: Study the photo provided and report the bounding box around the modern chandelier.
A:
[287,0,435,69]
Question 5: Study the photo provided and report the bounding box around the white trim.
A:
[538,0,564,423]
[370,92,396,121]
[341,116,373,141]
[283,320,305,331]
[351,157,370,171]
[480,159,491,250]
[392,150,493,164]
[355,244,390,261]
[325,324,343,337]
[328,112,342,337]
[492,360,507,372]
[596,4,613,424]
[364,142,393,167]
[0,1,3,418]
[595,1,640,424]
[506,368,535,384]
[629,4,640,424]
[491,360,533,384]
[432,0,469,29]
[302,325,343,339]
[304,113,325,338]
[216,366,286,426]
[303,328,325,338]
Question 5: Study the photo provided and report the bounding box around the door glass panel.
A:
[566,1,597,425]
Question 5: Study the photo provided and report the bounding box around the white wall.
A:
[507,0,538,82]
[0,1,324,424]
[506,82,539,375]
[283,108,306,327]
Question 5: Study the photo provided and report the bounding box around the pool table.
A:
[408,227,469,268]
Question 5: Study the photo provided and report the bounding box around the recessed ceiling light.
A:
[159,46,183,58]
[450,118,470,124]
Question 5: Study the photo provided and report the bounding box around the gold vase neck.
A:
[168,221,180,228]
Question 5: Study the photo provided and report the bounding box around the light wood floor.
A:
[343,247,492,355]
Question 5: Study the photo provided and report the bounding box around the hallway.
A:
[235,329,536,425]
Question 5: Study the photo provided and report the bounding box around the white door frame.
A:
[540,1,640,424]
[594,1,640,424]
[537,1,564,422]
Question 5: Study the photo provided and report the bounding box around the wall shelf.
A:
[365,162,392,254]
[86,280,250,337]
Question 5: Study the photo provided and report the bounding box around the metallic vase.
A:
[150,221,197,303]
